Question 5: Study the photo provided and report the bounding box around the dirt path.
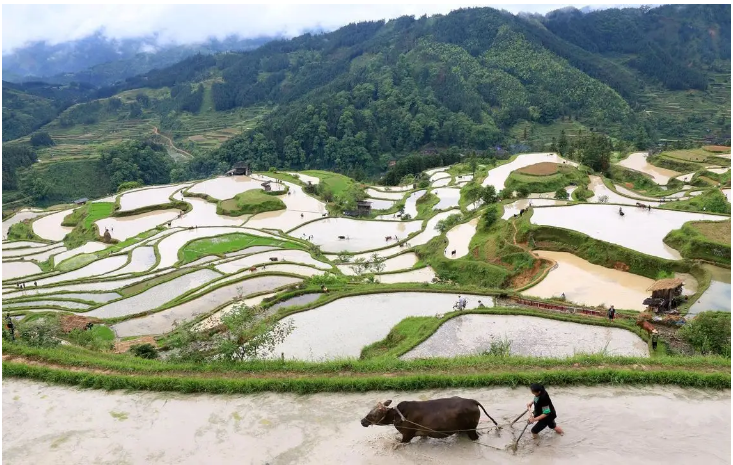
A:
[152,126,193,159]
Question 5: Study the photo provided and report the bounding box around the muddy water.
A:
[618,152,679,184]
[117,184,189,211]
[7,381,727,465]
[2,209,48,239]
[689,265,732,315]
[502,199,567,220]
[188,176,263,200]
[215,249,331,274]
[172,197,248,228]
[530,204,725,259]
[522,251,655,311]
[271,293,495,361]
[482,153,578,191]
[290,218,423,253]
[366,188,405,200]
[404,314,648,358]
[87,269,222,319]
[338,253,419,275]
[96,210,180,241]
[377,267,436,284]
[2,261,42,280]
[445,219,478,259]
[111,276,300,336]
[31,209,74,241]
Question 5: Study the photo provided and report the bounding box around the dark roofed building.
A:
[226,162,251,176]
[73,198,88,205]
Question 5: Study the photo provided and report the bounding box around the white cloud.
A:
[1,4,627,54]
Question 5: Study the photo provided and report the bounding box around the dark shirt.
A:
[533,392,557,420]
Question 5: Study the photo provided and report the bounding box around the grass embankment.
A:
[2,342,729,393]
[6,221,45,242]
[505,164,587,194]
[664,219,731,266]
[217,189,286,216]
[117,269,192,298]
[606,165,683,196]
[416,192,439,218]
[658,148,731,167]
[62,202,115,248]
[702,145,731,154]
[301,170,355,197]
[178,233,303,264]
[661,189,731,214]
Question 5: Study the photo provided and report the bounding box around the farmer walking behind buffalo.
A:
[527,383,564,438]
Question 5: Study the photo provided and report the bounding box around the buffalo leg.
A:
[400,431,415,443]
[467,430,479,441]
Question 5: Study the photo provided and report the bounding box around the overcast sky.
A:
[2,3,637,54]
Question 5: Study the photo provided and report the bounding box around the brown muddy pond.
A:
[3,380,728,465]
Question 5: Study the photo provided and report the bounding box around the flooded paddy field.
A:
[4,380,728,465]
[482,153,577,191]
[618,152,679,184]
[521,251,656,311]
[366,188,405,200]
[271,293,494,361]
[31,209,74,241]
[530,204,725,259]
[2,261,42,280]
[689,265,731,315]
[187,176,262,200]
[111,275,300,336]
[338,253,419,275]
[431,177,452,187]
[366,198,396,210]
[171,197,247,228]
[96,210,179,241]
[52,242,108,265]
[2,240,49,249]
[2,209,48,239]
[287,172,321,185]
[502,199,566,219]
[290,218,423,253]
[245,182,327,232]
[444,219,478,259]
[377,267,436,284]
[107,246,157,276]
[117,184,189,212]
[432,187,461,210]
[215,249,331,274]
[403,314,648,359]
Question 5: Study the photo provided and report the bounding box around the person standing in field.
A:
[527,383,564,438]
[608,305,616,320]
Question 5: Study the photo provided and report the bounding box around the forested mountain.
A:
[3,5,730,203]
[2,33,275,86]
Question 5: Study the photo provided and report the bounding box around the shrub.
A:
[130,343,159,359]
[679,312,731,357]
[30,132,55,147]
[555,188,569,200]
[117,181,143,193]
[482,205,499,230]
[17,317,61,348]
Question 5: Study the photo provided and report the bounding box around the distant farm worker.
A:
[460,296,468,310]
[527,383,564,438]
[5,314,15,341]
[608,305,616,320]
[651,330,659,350]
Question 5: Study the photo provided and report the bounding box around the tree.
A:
[462,183,483,209]
[557,130,569,156]
[217,301,295,361]
[468,155,478,176]
[678,311,730,356]
[480,185,498,204]
[30,132,55,147]
[554,187,569,200]
[482,205,498,230]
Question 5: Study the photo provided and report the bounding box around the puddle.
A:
[521,251,656,311]
[171,197,248,228]
[290,218,423,253]
[35,256,129,287]
[118,184,189,211]
[107,247,157,276]
[530,204,725,259]
[338,253,418,275]
[2,261,42,280]
[3,209,49,239]
[187,176,263,200]
[53,242,108,266]
[111,276,300,336]
[271,293,495,361]
[365,188,405,200]
[445,219,478,259]
[87,269,221,319]
[432,188,461,210]
[617,152,679,184]
[3,380,730,465]
[215,250,331,274]
[96,210,180,241]
[32,209,75,241]
[403,314,648,359]
[502,199,567,219]
[689,265,731,315]
[481,153,578,191]
[269,293,322,312]
[377,267,436,284]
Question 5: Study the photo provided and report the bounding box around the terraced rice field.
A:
[187,176,263,200]
[117,184,189,212]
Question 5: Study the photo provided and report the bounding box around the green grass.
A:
[91,325,115,341]
[416,193,439,218]
[178,233,303,264]
[660,189,731,214]
[6,221,45,242]
[301,170,356,196]
[505,165,588,194]
[56,253,98,271]
[62,202,114,229]
[217,189,286,216]
[664,219,731,265]
[607,164,683,196]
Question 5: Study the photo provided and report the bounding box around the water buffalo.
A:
[451,250,456,257]
[360,397,497,443]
